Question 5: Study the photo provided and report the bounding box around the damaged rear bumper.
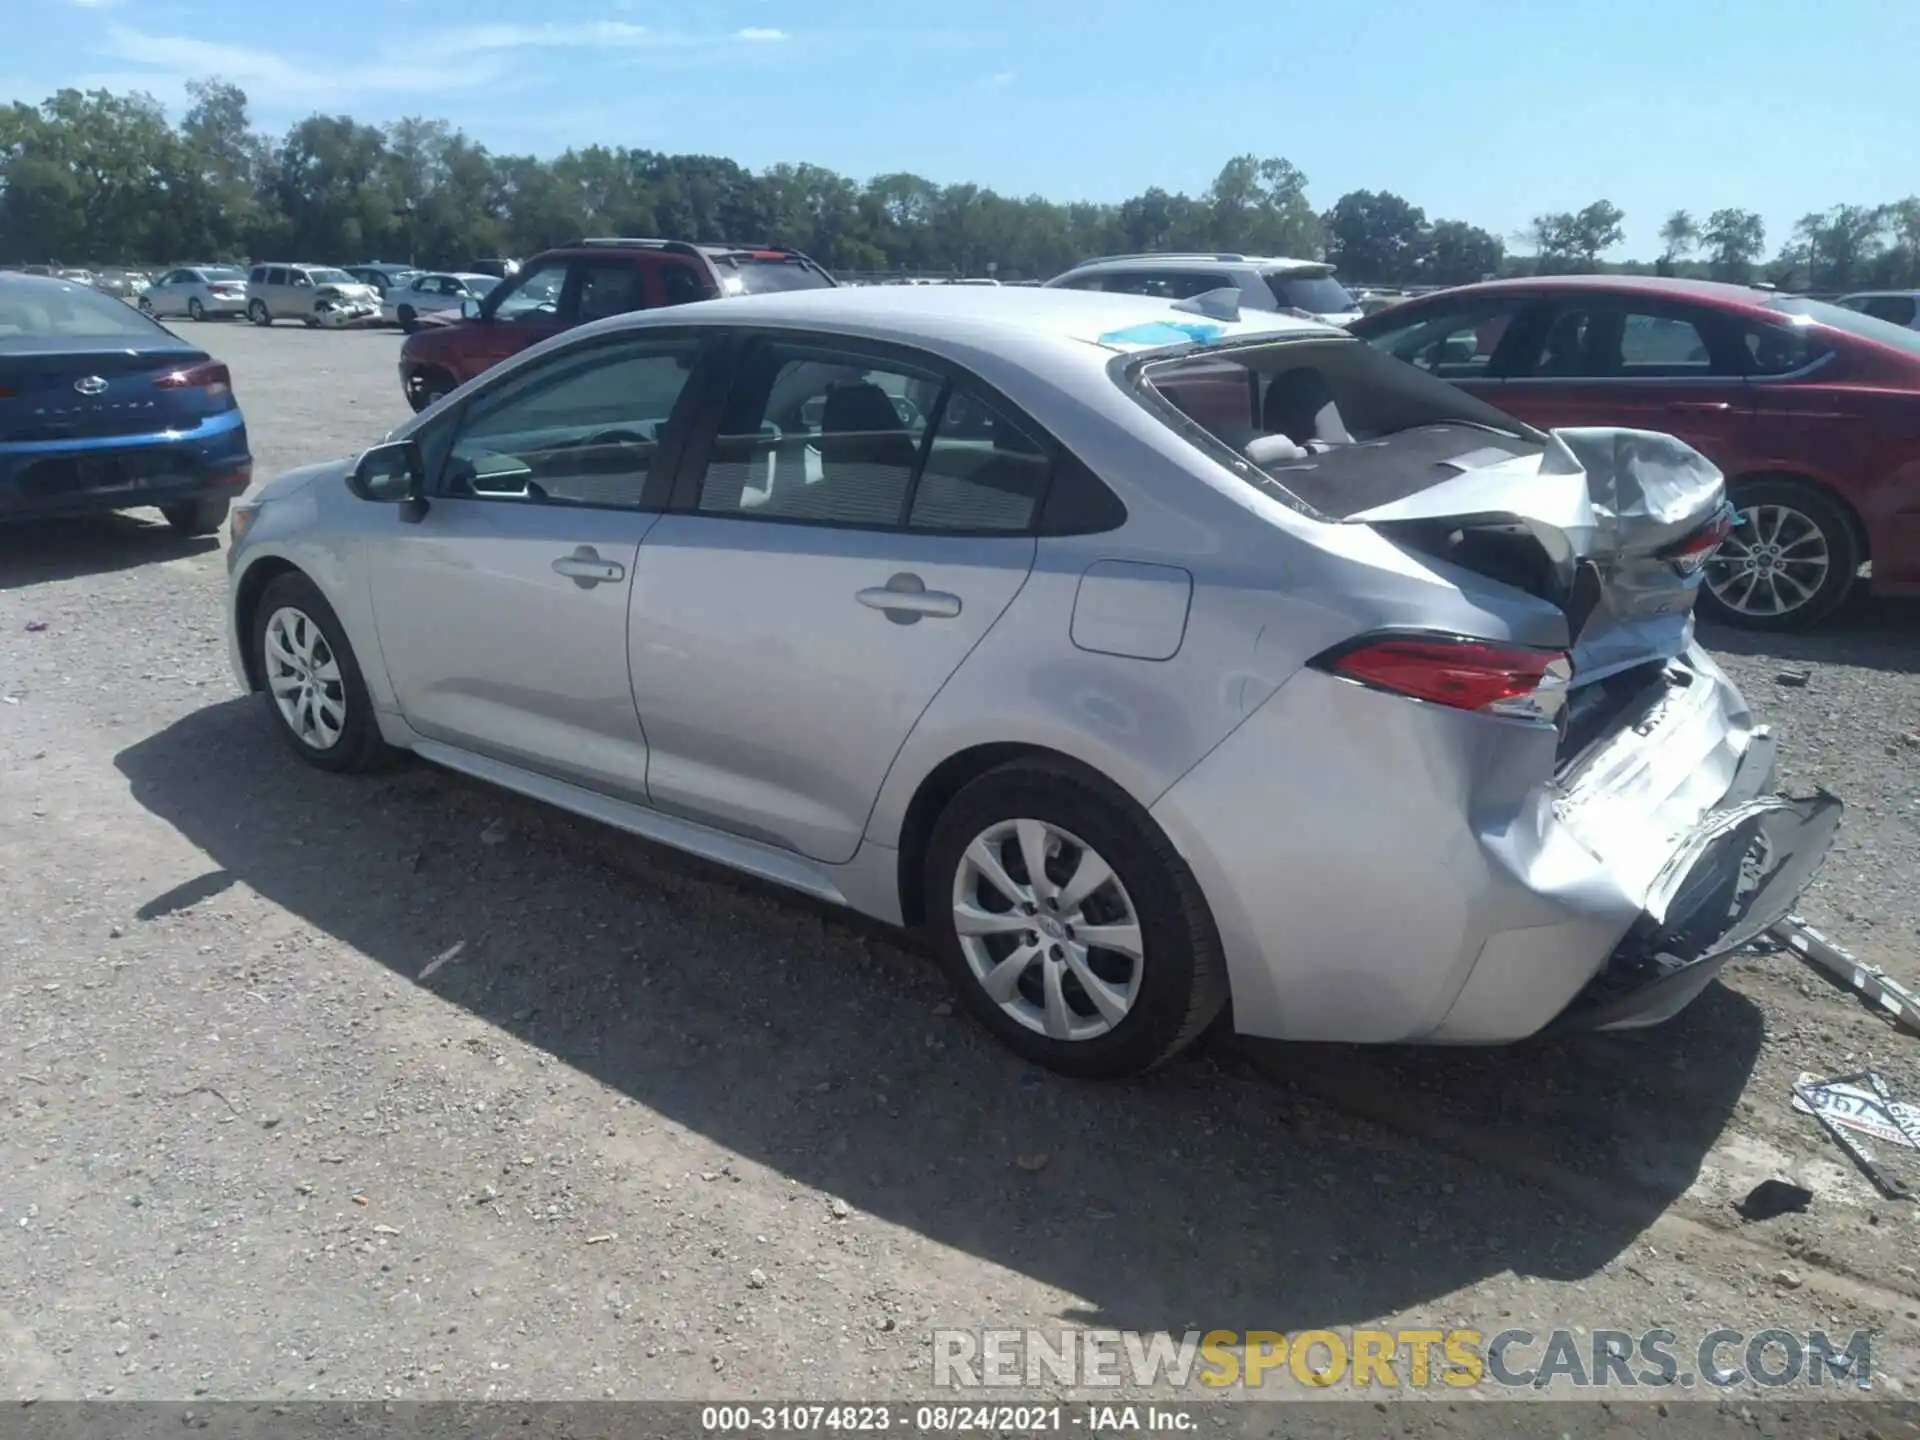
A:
[1544,789,1843,1032]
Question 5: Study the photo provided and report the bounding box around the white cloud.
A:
[989,70,1014,86]
[67,0,126,10]
[95,25,506,102]
[735,27,788,41]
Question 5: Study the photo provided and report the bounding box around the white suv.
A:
[1045,253,1362,326]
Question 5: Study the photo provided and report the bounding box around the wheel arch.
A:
[893,741,1165,931]
[232,555,304,691]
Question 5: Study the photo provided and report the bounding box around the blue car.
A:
[1,272,251,533]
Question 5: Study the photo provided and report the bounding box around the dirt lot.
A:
[2,323,1919,1425]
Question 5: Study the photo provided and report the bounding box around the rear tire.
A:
[248,300,271,326]
[187,297,206,321]
[406,371,455,413]
[923,759,1228,1079]
[251,572,397,774]
[160,497,229,536]
[1699,477,1860,631]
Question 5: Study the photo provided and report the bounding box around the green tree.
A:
[1701,208,1766,283]
[1321,189,1429,284]
[1657,208,1698,275]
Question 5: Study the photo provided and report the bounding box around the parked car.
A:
[0,272,251,534]
[224,284,1835,1078]
[140,265,250,321]
[1834,290,1920,332]
[396,237,835,411]
[1045,253,1362,325]
[1348,275,1920,629]
[343,263,421,299]
[245,264,382,327]
[382,271,499,331]
[92,269,151,301]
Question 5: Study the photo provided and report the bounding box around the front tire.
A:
[397,305,417,332]
[160,497,229,535]
[251,572,396,774]
[138,296,155,315]
[406,371,455,413]
[187,297,206,321]
[923,759,1228,1079]
[248,300,271,326]
[1700,477,1860,631]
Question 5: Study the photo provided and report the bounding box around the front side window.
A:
[441,337,701,510]
[696,341,942,525]
[1766,295,1920,359]
[1360,300,1525,379]
[487,260,566,324]
[1740,318,1831,376]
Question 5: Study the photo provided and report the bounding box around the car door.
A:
[363,329,714,799]
[627,332,1046,865]
[467,257,574,370]
[148,271,183,315]
[1494,296,1753,462]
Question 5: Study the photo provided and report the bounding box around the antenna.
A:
[1171,288,1242,323]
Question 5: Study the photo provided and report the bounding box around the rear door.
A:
[627,331,1048,864]
[1495,296,1753,463]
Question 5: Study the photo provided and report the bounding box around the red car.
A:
[397,238,835,413]
[1349,276,1920,629]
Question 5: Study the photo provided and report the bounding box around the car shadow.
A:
[0,512,219,590]
[117,698,1766,1336]
[1699,591,1920,675]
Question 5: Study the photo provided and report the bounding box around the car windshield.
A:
[1265,272,1357,315]
[1766,295,1920,358]
[722,258,836,295]
[308,268,356,286]
[1132,335,1540,519]
[0,282,165,341]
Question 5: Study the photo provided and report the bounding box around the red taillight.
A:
[1661,503,1736,576]
[153,361,231,397]
[1313,634,1573,721]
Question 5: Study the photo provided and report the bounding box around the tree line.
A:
[3,81,1917,292]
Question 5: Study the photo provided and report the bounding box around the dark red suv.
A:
[1349,276,1920,629]
[398,238,834,412]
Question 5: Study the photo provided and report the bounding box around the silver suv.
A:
[246,263,381,326]
[1046,253,1361,326]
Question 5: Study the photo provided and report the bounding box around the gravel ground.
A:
[2,323,1919,1425]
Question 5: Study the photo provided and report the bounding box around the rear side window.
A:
[574,262,648,323]
[1264,272,1356,315]
[661,264,706,305]
[1134,337,1542,520]
[909,391,1051,533]
[1101,271,1232,301]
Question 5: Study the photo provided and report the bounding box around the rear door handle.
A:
[552,547,626,587]
[857,572,962,622]
[1667,400,1731,413]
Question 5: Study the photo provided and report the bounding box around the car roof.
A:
[1837,289,1919,299]
[590,282,1334,356]
[1403,274,1783,311]
[1065,253,1334,276]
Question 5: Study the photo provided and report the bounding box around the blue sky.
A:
[7,0,1914,259]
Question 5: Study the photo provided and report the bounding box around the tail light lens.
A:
[153,361,231,398]
[1660,503,1736,576]
[1311,633,1573,723]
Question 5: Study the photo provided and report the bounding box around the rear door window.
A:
[1509,302,1742,379]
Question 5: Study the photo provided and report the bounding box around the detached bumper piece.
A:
[1547,791,1844,1033]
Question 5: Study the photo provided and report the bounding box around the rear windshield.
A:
[1766,295,1920,358]
[721,257,836,295]
[1134,335,1542,520]
[1265,272,1356,315]
[0,282,164,341]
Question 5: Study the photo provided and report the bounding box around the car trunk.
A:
[0,344,214,442]
[1343,425,1733,711]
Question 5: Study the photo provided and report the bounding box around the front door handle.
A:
[1667,400,1731,413]
[552,546,626,588]
[857,572,962,623]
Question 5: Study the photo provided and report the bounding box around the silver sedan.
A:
[223,286,1841,1077]
[139,265,251,320]
[382,271,498,330]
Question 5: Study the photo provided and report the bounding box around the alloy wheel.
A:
[263,606,347,750]
[1703,503,1831,619]
[950,818,1143,1042]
